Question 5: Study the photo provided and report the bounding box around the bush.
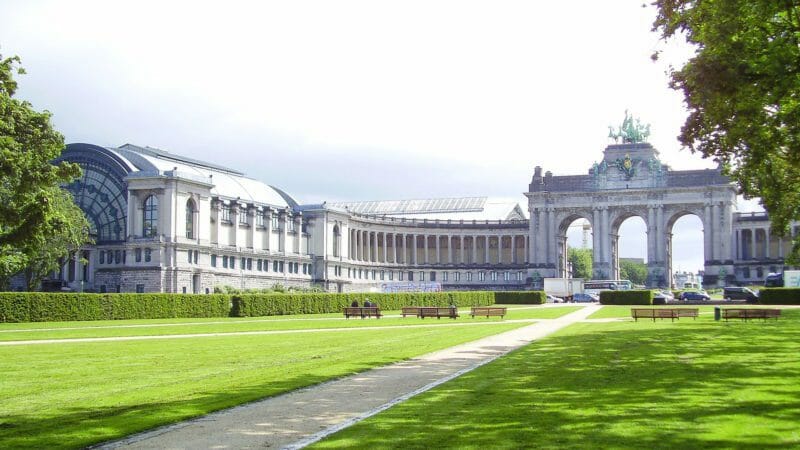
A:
[0,293,231,322]
[599,290,653,305]
[233,291,495,317]
[493,291,546,304]
[758,288,800,305]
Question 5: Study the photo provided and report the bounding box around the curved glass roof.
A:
[116,144,295,208]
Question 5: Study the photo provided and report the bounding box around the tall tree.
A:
[568,247,593,279]
[619,259,648,286]
[0,53,90,290]
[652,1,800,263]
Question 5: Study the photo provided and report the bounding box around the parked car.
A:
[680,290,711,301]
[573,293,599,303]
[653,290,674,304]
[546,294,564,303]
[723,287,759,303]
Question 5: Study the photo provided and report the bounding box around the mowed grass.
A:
[0,320,530,449]
[0,305,580,341]
[314,308,800,449]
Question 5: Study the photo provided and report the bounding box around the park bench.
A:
[470,306,507,318]
[631,308,678,322]
[343,306,382,319]
[418,306,459,319]
[401,306,420,318]
[722,308,780,321]
[673,308,699,319]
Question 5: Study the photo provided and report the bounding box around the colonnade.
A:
[735,226,795,260]
[347,229,529,265]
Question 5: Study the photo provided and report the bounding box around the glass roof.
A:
[331,197,487,215]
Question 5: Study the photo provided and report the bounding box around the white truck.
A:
[543,278,584,301]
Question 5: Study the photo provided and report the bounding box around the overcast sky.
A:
[1,1,760,274]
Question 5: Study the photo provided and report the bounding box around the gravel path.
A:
[96,305,600,450]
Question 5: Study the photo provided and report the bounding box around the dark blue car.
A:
[573,293,599,303]
[680,291,710,301]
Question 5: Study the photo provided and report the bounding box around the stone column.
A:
[704,204,713,261]
[750,227,756,260]
[460,236,465,264]
[765,228,771,259]
[413,235,418,265]
[436,235,441,265]
[472,236,477,264]
[382,232,388,263]
[484,235,491,264]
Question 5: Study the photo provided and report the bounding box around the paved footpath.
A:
[99,305,602,450]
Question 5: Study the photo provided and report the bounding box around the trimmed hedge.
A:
[758,288,800,305]
[0,290,519,322]
[493,291,546,305]
[233,291,495,317]
[0,293,231,322]
[599,290,653,305]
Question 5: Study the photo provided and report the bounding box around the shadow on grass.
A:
[314,311,800,449]
[0,360,393,450]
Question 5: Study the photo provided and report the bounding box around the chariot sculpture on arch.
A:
[607,110,651,144]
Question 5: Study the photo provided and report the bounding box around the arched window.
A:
[333,225,340,257]
[186,199,196,239]
[143,195,159,237]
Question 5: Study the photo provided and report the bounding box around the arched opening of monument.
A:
[668,214,704,289]
[613,216,648,286]
[562,216,593,279]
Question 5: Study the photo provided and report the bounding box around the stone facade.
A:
[43,141,797,293]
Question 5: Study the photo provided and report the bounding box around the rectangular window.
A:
[273,260,279,272]
[503,271,510,281]
[99,285,107,293]
[136,284,144,293]
[122,250,126,264]
[247,258,252,270]
[272,215,280,229]
[492,271,499,281]
[408,271,414,281]
[348,267,352,278]
[257,259,262,271]
[264,259,269,272]
[279,261,284,272]
[99,251,105,264]
[388,271,394,281]
[182,286,187,293]
[230,257,235,269]
[419,271,425,282]
[239,207,249,225]
[223,255,228,268]
[454,272,460,282]
[442,272,448,282]
[466,272,472,281]
[380,270,384,280]
[188,250,193,263]
[221,205,231,223]
[194,251,198,264]
[516,272,523,281]
[256,210,265,227]
[211,254,217,267]
[144,248,152,262]
[288,219,296,232]
[479,272,486,281]
[399,271,404,281]
[115,250,121,264]
[135,248,142,263]
[241,257,246,269]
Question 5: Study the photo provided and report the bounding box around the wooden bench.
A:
[631,308,700,322]
[470,306,507,319]
[722,308,781,321]
[401,306,420,318]
[418,306,459,319]
[343,306,382,319]
[673,308,699,319]
[631,308,678,322]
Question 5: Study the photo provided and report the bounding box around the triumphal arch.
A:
[525,121,737,288]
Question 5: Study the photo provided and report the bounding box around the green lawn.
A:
[314,308,800,449]
[0,305,579,341]
[0,321,528,449]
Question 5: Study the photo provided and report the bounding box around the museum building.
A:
[36,141,798,293]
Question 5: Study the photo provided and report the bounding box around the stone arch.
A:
[608,209,649,282]
[555,212,593,278]
[665,208,706,288]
